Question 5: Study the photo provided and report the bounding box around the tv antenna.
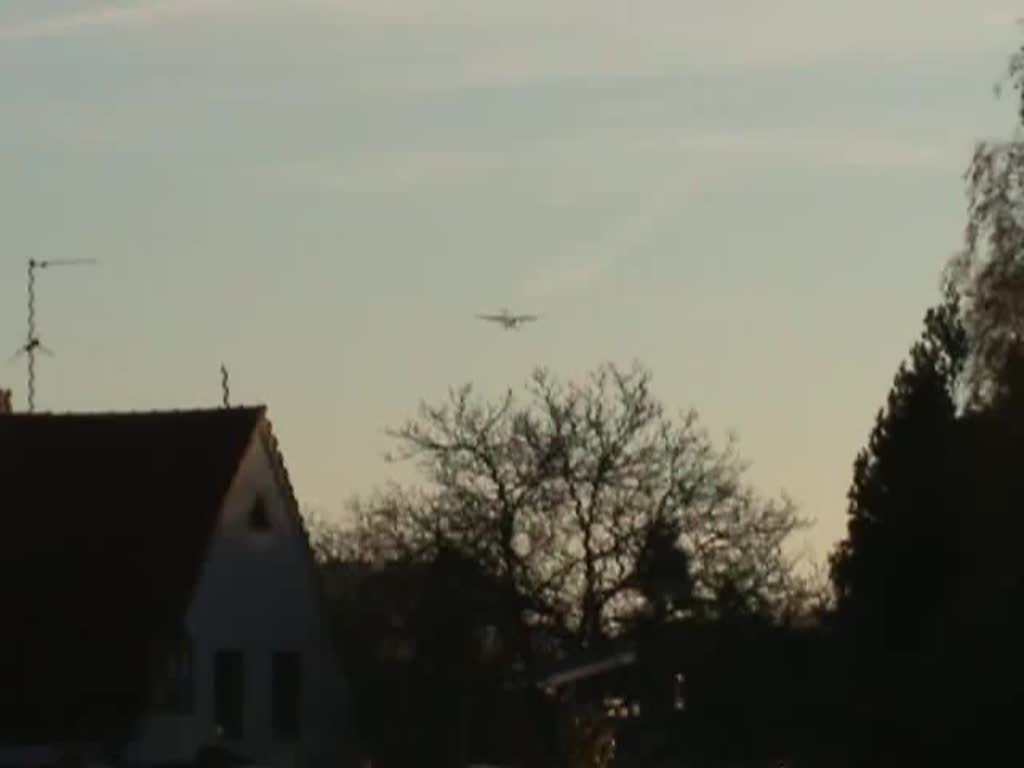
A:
[11,258,98,412]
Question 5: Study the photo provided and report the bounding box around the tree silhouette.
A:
[349,362,811,656]
[823,36,1024,761]
[830,290,965,620]
[947,37,1024,403]
[312,536,516,768]
[631,517,693,626]
[828,290,968,761]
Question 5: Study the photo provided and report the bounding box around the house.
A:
[0,406,357,768]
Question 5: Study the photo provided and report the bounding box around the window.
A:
[248,498,270,531]
[271,651,301,738]
[214,650,244,739]
[154,633,193,713]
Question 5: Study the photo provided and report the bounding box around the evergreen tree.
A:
[830,290,965,632]
[828,290,967,761]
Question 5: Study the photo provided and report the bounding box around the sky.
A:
[1,0,1022,561]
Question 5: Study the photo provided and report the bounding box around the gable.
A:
[0,407,264,744]
[164,422,355,762]
[185,420,335,644]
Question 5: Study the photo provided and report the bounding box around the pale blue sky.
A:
[1,0,1020,559]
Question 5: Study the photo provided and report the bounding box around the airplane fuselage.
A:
[477,308,537,329]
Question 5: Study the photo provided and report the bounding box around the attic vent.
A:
[249,498,270,531]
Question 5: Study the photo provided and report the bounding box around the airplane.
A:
[476,308,540,330]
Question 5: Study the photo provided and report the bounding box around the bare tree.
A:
[947,40,1024,403]
[349,362,812,648]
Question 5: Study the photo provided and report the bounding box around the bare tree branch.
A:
[342,361,812,648]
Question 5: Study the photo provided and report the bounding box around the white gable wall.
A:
[125,427,354,768]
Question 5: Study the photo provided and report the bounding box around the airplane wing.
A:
[512,314,539,323]
[477,314,506,322]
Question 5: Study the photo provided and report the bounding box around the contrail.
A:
[0,0,236,43]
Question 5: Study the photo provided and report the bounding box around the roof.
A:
[0,407,265,745]
[533,648,637,691]
[506,642,638,693]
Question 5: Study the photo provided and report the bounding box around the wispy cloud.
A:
[528,250,618,303]
[525,202,676,302]
[292,0,1022,80]
[675,131,969,172]
[522,126,970,302]
[0,0,235,42]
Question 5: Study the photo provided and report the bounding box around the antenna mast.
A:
[20,258,98,412]
[220,363,231,408]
